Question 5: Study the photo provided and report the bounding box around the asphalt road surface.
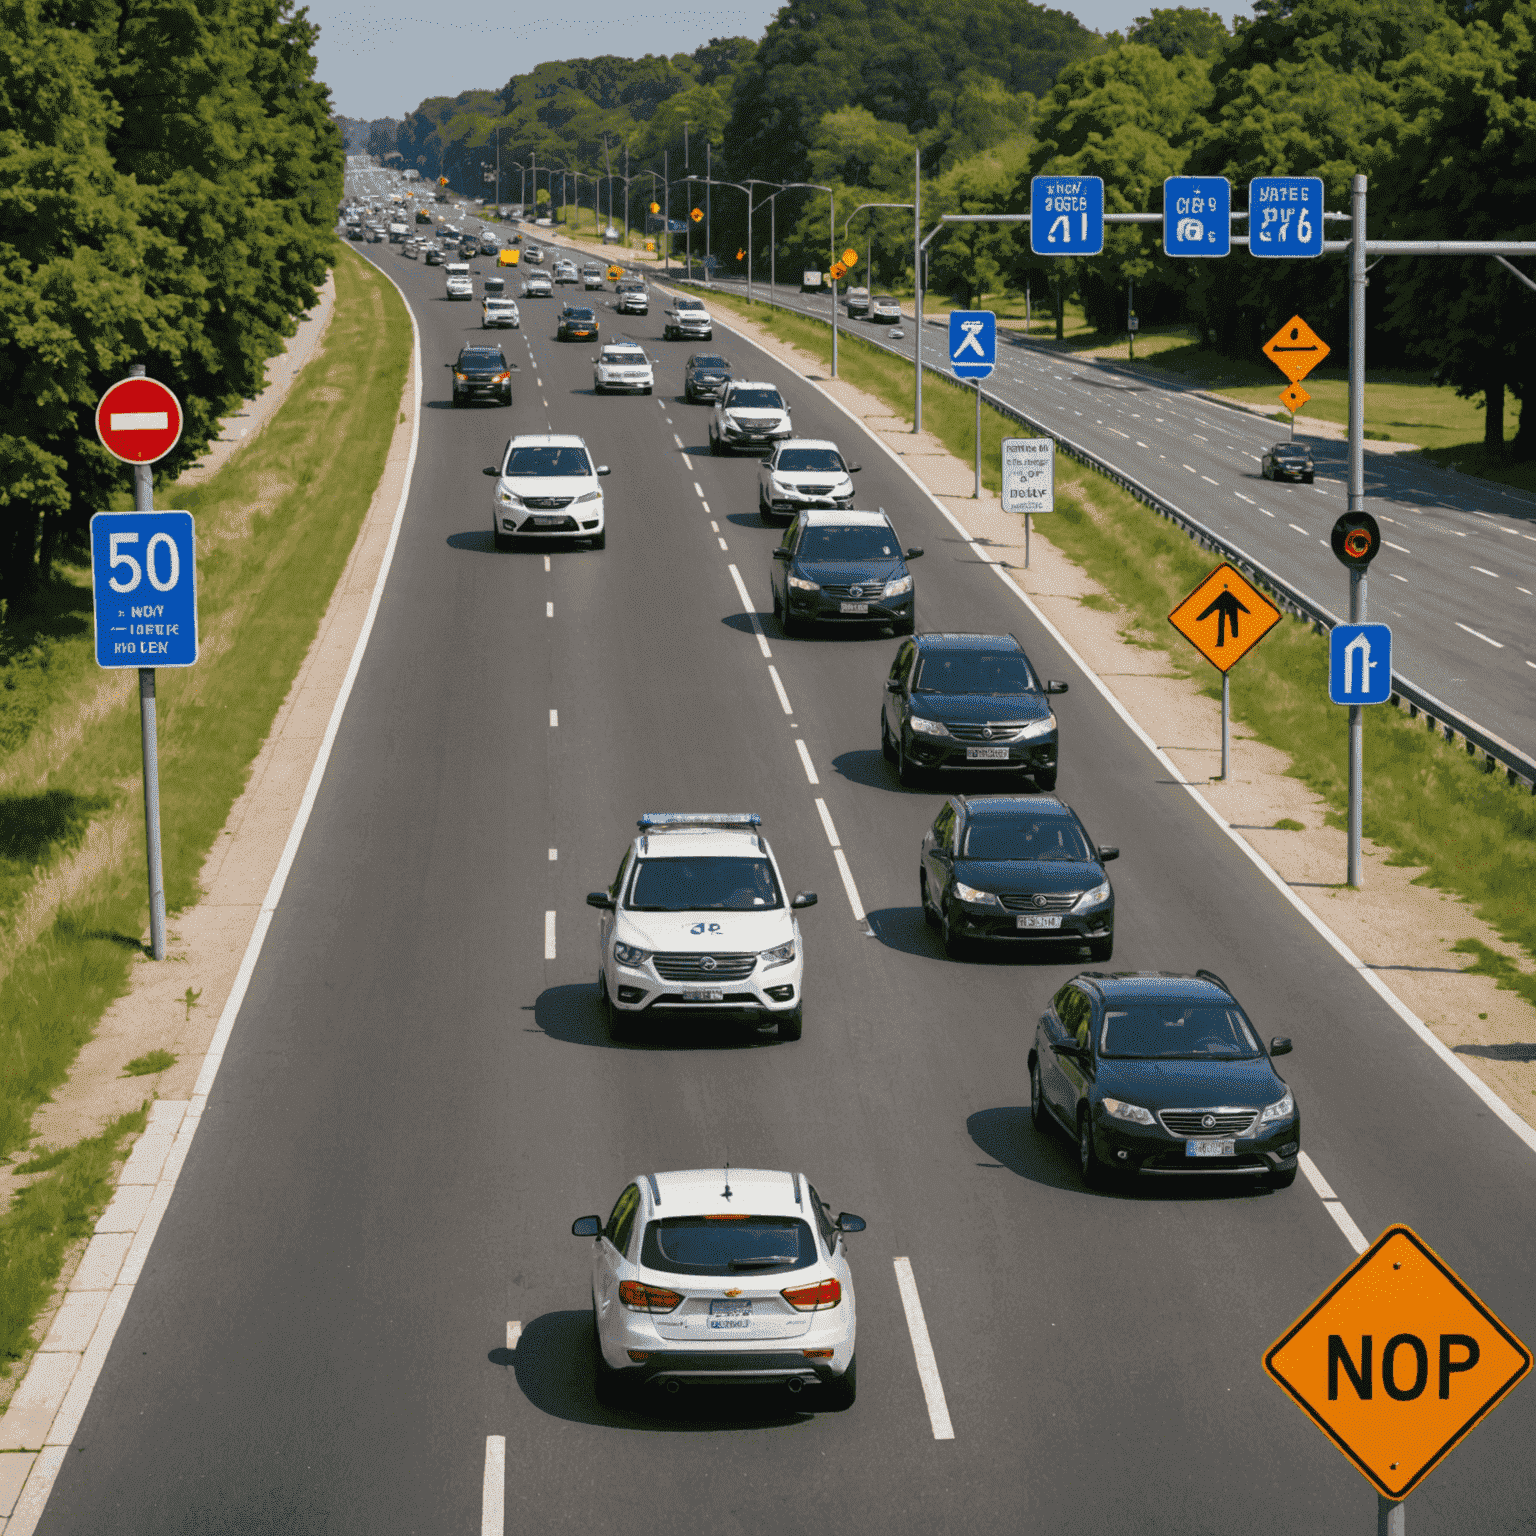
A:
[34,197,1536,1535]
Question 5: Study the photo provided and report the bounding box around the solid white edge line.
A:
[544,911,556,960]
[482,1435,506,1536]
[10,252,425,1536]
[704,304,1536,1165]
[1296,1151,1336,1201]
[892,1257,955,1441]
[813,796,840,848]
[1324,1201,1370,1255]
[794,737,819,785]
[831,849,866,923]
[726,564,772,658]
[767,664,793,715]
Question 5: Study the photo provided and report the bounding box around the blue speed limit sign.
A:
[91,511,199,667]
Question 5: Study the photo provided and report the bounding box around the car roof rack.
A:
[1194,968,1232,994]
[637,813,761,831]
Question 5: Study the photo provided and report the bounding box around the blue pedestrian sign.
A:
[91,511,198,668]
[1248,176,1325,259]
[1165,177,1230,257]
[949,310,996,379]
[1030,176,1103,256]
[1329,623,1392,705]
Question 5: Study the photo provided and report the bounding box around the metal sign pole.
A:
[1220,672,1231,780]
[1347,173,1368,890]
[1025,513,1031,569]
[129,437,167,962]
[913,148,921,432]
[974,379,982,497]
[1379,1495,1405,1535]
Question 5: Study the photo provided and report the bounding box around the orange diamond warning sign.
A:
[1265,1226,1531,1500]
[1263,315,1330,384]
[1280,382,1310,414]
[1168,562,1281,673]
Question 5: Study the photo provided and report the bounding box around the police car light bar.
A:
[637,813,762,830]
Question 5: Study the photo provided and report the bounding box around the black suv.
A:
[1261,442,1314,483]
[1029,971,1299,1190]
[771,510,921,637]
[920,795,1116,960]
[881,633,1067,789]
[448,345,516,407]
[557,305,598,341]
[684,353,732,403]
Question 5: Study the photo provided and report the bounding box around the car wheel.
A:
[1078,1109,1112,1190]
[940,905,966,960]
[920,870,938,926]
[881,713,897,764]
[1266,1165,1298,1190]
[897,735,924,789]
[777,1006,803,1042]
[590,529,606,550]
[1030,1058,1048,1131]
[709,431,722,457]
[493,532,512,552]
[644,386,653,395]
[502,393,512,407]
[893,610,916,637]
[822,1354,856,1410]
[452,394,463,408]
[593,1327,632,1410]
[601,974,634,1042]
[1303,474,1314,484]
[1035,768,1058,792]
[1088,936,1113,963]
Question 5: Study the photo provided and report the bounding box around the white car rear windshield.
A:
[626,856,782,911]
[504,446,592,477]
[640,1216,816,1276]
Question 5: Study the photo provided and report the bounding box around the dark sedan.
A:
[881,632,1067,790]
[684,353,732,403]
[557,306,599,342]
[1261,441,1314,482]
[920,795,1115,960]
[771,510,921,637]
[1029,971,1299,1190]
[448,345,516,407]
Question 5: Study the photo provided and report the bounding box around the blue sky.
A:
[314,1,1257,122]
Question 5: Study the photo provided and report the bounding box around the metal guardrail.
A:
[668,275,1536,794]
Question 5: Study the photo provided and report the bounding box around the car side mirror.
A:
[571,1215,602,1237]
[835,1214,866,1234]
[1046,680,1070,695]
[483,466,499,477]
[1098,846,1119,862]
[884,677,901,690]
[905,547,924,560]
[444,362,453,368]
[849,464,862,472]
[931,846,952,862]
[586,891,615,910]
[791,891,818,909]
[1269,1036,1293,1057]
[596,466,611,477]
[773,547,791,561]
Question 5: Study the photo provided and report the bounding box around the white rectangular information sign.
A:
[1002,437,1055,514]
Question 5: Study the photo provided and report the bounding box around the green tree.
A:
[1128,7,1230,58]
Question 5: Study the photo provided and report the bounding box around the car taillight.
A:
[781,1278,841,1311]
[618,1280,683,1313]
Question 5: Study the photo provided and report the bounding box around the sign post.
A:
[949,311,996,497]
[1265,1225,1531,1530]
[1168,563,1281,780]
[1264,315,1331,441]
[93,368,192,961]
[1002,438,1055,567]
[1330,511,1383,887]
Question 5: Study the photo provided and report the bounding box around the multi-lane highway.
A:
[32,194,1536,1534]
[692,270,1536,762]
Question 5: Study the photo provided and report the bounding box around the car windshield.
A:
[914,651,1038,695]
[504,446,591,477]
[1274,447,1311,459]
[796,525,897,561]
[678,299,705,310]
[460,352,506,368]
[778,448,845,473]
[963,816,1089,862]
[692,356,727,370]
[729,389,784,410]
[626,855,783,911]
[603,350,645,362]
[640,1216,816,1276]
[1100,1003,1262,1059]
[874,295,897,305]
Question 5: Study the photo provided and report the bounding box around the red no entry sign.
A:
[95,376,183,464]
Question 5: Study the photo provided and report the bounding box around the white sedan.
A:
[757,439,859,519]
[593,344,654,395]
[522,272,553,297]
[573,1166,863,1410]
[482,297,521,329]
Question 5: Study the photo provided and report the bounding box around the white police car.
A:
[587,814,815,1041]
[593,343,655,395]
[573,1166,862,1409]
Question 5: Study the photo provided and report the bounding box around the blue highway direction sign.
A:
[1249,177,1325,259]
[1329,623,1392,705]
[949,310,996,379]
[1165,176,1230,257]
[1031,176,1103,256]
[91,511,199,668]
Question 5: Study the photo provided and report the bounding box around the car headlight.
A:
[952,880,1001,907]
[1019,714,1057,741]
[498,489,522,507]
[1101,1097,1156,1126]
[1260,1090,1295,1124]
[454,371,466,381]
[495,372,510,383]
[574,489,601,503]
[759,939,796,969]
[612,941,651,968]
[1074,880,1111,910]
[883,574,913,597]
[908,715,948,738]
[787,574,819,592]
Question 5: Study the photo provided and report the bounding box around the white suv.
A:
[481,296,520,328]
[758,438,859,519]
[444,263,473,300]
[663,295,713,341]
[593,344,655,395]
[586,813,816,1040]
[710,381,793,455]
[573,1166,863,1409]
[486,434,609,550]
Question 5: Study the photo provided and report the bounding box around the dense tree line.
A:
[0,0,342,602]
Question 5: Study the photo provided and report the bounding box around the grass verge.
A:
[706,285,1536,973]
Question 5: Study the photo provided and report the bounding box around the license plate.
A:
[967,746,1010,761]
[840,602,869,614]
[709,1299,751,1315]
[531,516,564,527]
[1016,914,1062,930]
[684,988,725,1002]
[1186,1139,1236,1158]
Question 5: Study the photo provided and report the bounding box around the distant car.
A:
[415,207,432,224]
[844,287,870,318]
[684,353,732,403]
[483,274,506,296]
[557,305,599,342]
[448,343,516,407]
[486,433,610,551]
[663,296,713,342]
[594,343,655,394]
[1029,970,1299,1190]
[554,260,578,285]
[444,264,473,300]
[710,380,791,454]
[920,794,1116,960]
[425,246,444,265]
[482,296,520,329]
[869,294,902,324]
[772,508,921,638]
[757,439,859,519]
[582,264,605,290]
[522,272,553,297]
[616,281,648,316]
[1261,442,1315,483]
[523,243,544,264]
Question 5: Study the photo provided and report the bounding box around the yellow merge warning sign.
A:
[1167,562,1281,673]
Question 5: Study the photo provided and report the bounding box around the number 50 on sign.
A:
[91,511,199,668]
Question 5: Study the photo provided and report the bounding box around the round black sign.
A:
[1330,511,1380,570]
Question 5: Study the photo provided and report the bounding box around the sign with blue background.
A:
[91,510,199,668]
[1165,176,1231,257]
[1329,623,1392,705]
[948,310,996,379]
[1030,175,1104,256]
[1248,176,1325,259]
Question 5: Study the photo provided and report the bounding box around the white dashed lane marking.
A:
[795,738,819,784]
